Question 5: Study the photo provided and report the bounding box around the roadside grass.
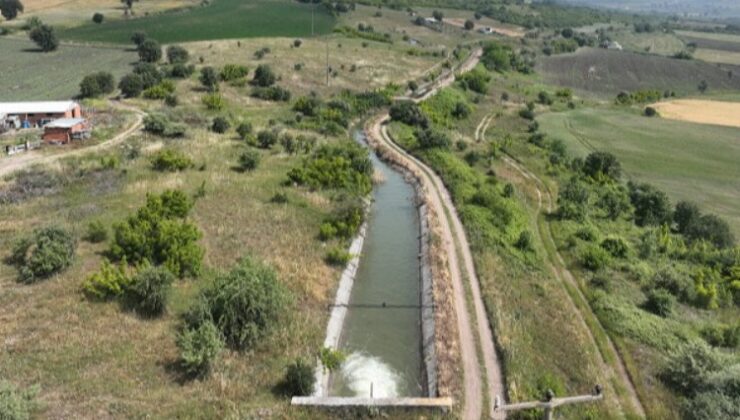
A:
[536,47,740,98]
[0,37,136,101]
[59,0,335,44]
[387,85,623,418]
[537,107,740,236]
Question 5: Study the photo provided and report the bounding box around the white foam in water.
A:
[341,352,400,398]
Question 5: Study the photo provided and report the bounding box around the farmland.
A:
[0,38,136,101]
[60,0,335,44]
[538,107,740,235]
[652,98,740,128]
[537,47,740,97]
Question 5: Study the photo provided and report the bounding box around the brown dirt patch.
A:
[651,99,740,128]
[443,18,525,38]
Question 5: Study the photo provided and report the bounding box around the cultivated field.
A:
[610,29,685,56]
[10,0,198,28]
[693,48,740,65]
[536,47,740,97]
[538,107,740,234]
[0,38,137,101]
[60,0,335,44]
[652,98,740,128]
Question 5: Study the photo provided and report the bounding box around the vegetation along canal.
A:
[330,130,424,398]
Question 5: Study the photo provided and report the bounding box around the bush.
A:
[81,259,130,300]
[238,149,260,172]
[150,149,192,172]
[256,129,279,149]
[143,114,186,138]
[166,45,189,64]
[325,246,352,267]
[201,93,225,110]
[220,64,249,81]
[389,101,428,128]
[0,380,39,420]
[629,182,672,227]
[415,128,451,149]
[600,237,629,258]
[579,245,610,271]
[644,106,658,117]
[110,190,203,277]
[118,73,144,98]
[211,116,230,133]
[682,391,740,420]
[251,85,291,102]
[123,266,174,317]
[287,143,372,196]
[457,68,490,94]
[701,324,740,348]
[85,221,108,243]
[575,225,598,242]
[199,66,219,92]
[165,94,178,107]
[236,122,253,140]
[133,62,163,89]
[185,256,290,350]
[644,288,675,317]
[92,13,104,24]
[170,63,195,78]
[252,64,277,87]
[583,151,621,181]
[284,359,314,396]
[79,72,115,98]
[142,80,176,100]
[515,231,533,251]
[661,342,724,396]
[177,320,224,376]
[10,226,76,283]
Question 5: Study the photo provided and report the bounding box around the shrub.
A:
[150,149,192,172]
[415,128,451,149]
[170,63,195,78]
[133,62,163,89]
[701,324,740,348]
[166,45,189,64]
[201,93,225,110]
[287,143,372,196]
[457,68,490,94]
[629,181,672,227]
[251,85,291,102]
[85,221,108,243]
[503,183,514,198]
[10,226,76,283]
[176,320,224,376]
[644,288,675,317]
[110,190,203,277]
[123,266,175,317]
[138,39,162,63]
[142,80,176,100]
[220,64,249,81]
[644,106,658,117]
[0,380,39,420]
[389,101,428,128]
[579,245,610,271]
[256,129,279,149]
[92,13,104,24]
[515,231,533,251]
[284,359,314,396]
[211,116,230,133]
[293,39,302,48]
[238,149,260,172]
[164,95,178,107]
[682,391,740,420]
[319,347,345,372]
[575,226,598,242]
[130,31,147,47]
[325,246,352,267]
[118,73,144,98]
[318,201,365,240]
[661,342,724,396]
[252,64,277,87]
[236,122,253,140]
[81,259,130,300]
[583,151,621,181]
[185,256,290,350]
[199,66,220,92]
[600,237,629,258]
[451,102,471,119]
[79,72,115,98]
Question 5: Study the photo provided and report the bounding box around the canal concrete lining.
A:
[419,203,438,398]
[292,396,453,409]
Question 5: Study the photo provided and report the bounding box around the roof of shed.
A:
[0,101,78,115]
[44,118,86,128]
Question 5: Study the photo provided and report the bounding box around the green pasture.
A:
[60,0,335,44]
[538,107,740,234]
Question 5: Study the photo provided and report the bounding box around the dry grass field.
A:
[13,0,198,27]
[693,48,740,65]
[651,98,740,128]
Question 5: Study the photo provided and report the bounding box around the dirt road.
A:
[367,47,506,420]
[0,102,145,179]
[478,116,646,418]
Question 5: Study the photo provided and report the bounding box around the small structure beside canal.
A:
[42,118,91,144]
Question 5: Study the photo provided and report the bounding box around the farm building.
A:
[0,101,82,129]
[42,118,91,144]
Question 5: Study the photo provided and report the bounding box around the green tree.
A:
[583,151,621,181]
[132,62,162,89]
[79,72,115,98]
[199,66,219,92]
[29,24,58,52]
[698,80,708,94]
[432,10,443,21]
[464,19,474,30]
[118,73,144,98]
[92,12,104,24]
[629,182,672,227]
[130,30,147,47]
[0,0,24,21]
[138,39,161,63]
[176,321,224,376]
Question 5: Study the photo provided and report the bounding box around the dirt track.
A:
[367,48,506,420]
[0,102,144,179]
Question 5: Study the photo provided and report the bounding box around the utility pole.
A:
[494,386,604,420]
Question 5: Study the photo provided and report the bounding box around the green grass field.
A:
[538,107,740,235]
[60,0,335,44]
[536,47,740,97]
[0,38,136,101]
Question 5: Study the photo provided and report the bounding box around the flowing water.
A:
[329,130,423,398]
